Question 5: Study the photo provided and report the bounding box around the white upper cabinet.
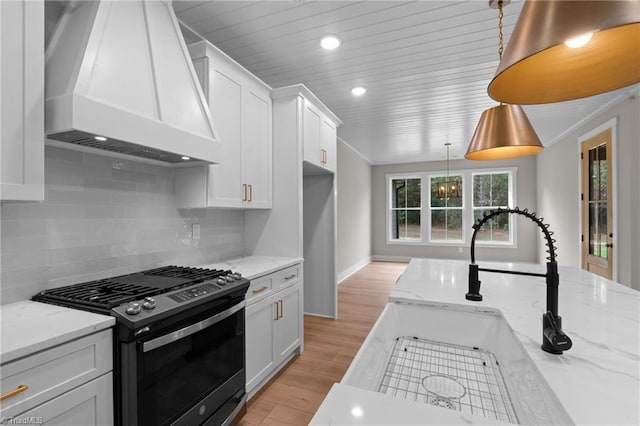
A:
[175,40,272,209]
[271,86,341,175]
[1,0,44,202]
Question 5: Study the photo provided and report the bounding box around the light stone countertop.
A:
[0,301,115,364]
[311,258,640,425]
[198,255,303,280]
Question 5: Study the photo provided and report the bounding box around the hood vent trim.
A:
[45,0,220,165]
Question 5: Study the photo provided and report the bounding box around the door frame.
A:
[577,117,618,281]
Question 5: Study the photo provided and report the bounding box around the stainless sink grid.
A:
[378,336,518,423]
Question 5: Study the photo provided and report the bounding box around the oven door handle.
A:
[142,300,245,353]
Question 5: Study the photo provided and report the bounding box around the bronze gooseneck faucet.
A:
[466,207,572,354]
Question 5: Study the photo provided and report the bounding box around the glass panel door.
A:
[581,129,613,279]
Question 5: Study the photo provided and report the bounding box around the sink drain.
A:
[422,374,467,399]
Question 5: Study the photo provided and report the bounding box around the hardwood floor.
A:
[237,261,407,426]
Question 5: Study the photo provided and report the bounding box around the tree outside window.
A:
[390,177,421,240]
[472,172,512,242]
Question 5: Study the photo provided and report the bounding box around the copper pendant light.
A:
[465,0,543,161]
[488,0,640,104]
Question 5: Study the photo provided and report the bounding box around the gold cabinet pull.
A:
[274,301,279,320]
[0,384,28,401]
[248,184,253,202]
[284,274,296,281]
[242,184,248,201]
[279,300,284,319]
[252,285,268,294]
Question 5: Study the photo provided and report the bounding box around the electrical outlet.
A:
[458,247,463,253]
[192,223,200,240]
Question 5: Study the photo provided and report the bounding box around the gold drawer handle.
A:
[284,274,297,281]
[0,384,29,401]
[252,285,268,294]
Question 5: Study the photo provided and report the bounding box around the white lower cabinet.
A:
[0,329,113,425]
[245,268,303,397]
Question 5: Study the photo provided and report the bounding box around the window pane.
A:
[474,209,510,242]
[473,175,491,207]
[392,179,406,208]
[406,210,421,239]
[446,210,463,240]
[431,209,462,241]
[492,173,509,206]
[473,173,509,207]
[391,210,406,239]
[431,210,446,240]
[406,179,421,207]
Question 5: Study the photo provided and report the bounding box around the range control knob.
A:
[217,278,227,286]
[225,275,235,283]
[126,302,141,315]
[142,297,156,310]
[232,272,242,280]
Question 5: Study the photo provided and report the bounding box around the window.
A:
[387,168,515,246]
[472,171,513,243]
[389,177,421,240]
[429,174,463,242]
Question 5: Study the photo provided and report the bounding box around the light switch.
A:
[192,223,200,239]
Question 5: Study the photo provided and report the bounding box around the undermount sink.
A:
[341,302,573,425]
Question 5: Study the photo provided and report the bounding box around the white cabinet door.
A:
[177,40,272,209]
[303,100,322,167]
[321,117,337,173]
[242,86,272,209]
[245,296,276,393]
[274,282,302,361]
[0,0,44,201]
[20,373,113,426]
[207,64,244,207]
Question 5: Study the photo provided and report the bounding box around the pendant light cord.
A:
[498,0,504,106]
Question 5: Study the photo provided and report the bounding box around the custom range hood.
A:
[45,0,220,165]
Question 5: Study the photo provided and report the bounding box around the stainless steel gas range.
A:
[33,266,249,426]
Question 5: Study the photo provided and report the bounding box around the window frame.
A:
[387,174,423,243]
[386,167,517,247]
[426,171,466,243]
[471,170,516,246]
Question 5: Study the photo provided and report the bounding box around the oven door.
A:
[120,297,246,426]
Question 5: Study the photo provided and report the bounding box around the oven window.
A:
[137,306,245,425]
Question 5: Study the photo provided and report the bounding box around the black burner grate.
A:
[142,266,227,281]
[32,266,229,313]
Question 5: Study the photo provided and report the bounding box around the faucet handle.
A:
[542,312,572,354]
[466,264,483,301]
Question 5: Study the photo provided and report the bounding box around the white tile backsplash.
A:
[0,146,245,304]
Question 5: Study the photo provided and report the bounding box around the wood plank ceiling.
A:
[174,0,637,164]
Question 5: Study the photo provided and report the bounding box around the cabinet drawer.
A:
[0,330,112,418]
[246,275,273,304]
[19,373,113,425]
[274,264,301,290]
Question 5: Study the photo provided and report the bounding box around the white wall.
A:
[336,140,372,281]
[537,93,640,289]
[371,155,539,263]
[0,146,246,304]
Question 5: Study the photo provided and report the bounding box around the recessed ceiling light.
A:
[321,35,341,50]
[181,156,191,161]
[351,87,366,96]
[94,136,107,141]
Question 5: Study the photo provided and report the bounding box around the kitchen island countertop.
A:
[312,258,640,425]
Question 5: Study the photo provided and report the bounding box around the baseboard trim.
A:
[303,312,335,319]
[337,256,372,284]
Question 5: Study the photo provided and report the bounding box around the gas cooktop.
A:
[32,265,249,327]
